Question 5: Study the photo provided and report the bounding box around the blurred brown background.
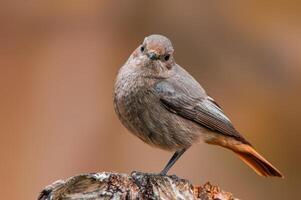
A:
[0,1,300,199]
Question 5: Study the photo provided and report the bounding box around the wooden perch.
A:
[38,171,238,200]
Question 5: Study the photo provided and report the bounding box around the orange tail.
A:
[233,144,283,177]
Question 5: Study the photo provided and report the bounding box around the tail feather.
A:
[234,145,283,177]
[206,135,283,177]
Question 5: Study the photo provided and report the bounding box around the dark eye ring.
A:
[140,46,145,52]
[164,54,170,61]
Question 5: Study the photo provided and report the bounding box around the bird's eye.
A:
[140,46,145,53]
[164,54,170,61]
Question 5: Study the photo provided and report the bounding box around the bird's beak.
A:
[147,51,159,60]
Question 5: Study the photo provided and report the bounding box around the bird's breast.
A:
[114,65,152,133]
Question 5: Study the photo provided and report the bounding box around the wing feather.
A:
[155,81,249,144]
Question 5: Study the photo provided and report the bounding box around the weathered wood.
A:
[38,171,238,200]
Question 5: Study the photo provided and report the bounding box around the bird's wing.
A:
[154,81,249,144]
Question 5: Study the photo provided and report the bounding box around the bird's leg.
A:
[160,148,187,175]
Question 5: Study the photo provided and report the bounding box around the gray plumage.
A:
[114,34,283,177]
[114,34,246,150]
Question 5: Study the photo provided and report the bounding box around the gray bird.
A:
[114,34,283,177]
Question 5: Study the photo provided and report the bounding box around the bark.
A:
[38,171,238,200]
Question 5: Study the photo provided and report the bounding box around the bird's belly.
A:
[139,112,202,150]
[117,95,204,151]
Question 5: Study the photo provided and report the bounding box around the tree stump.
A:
[38,171,238,200]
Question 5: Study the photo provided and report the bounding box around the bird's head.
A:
[132,34,175,71]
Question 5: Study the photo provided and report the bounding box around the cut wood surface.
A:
[38,171,238,200]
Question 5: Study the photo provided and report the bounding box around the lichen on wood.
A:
[38,171,238,200]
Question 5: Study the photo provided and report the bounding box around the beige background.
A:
[0,1,300,199]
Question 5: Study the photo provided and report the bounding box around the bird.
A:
[114,34,283,177]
